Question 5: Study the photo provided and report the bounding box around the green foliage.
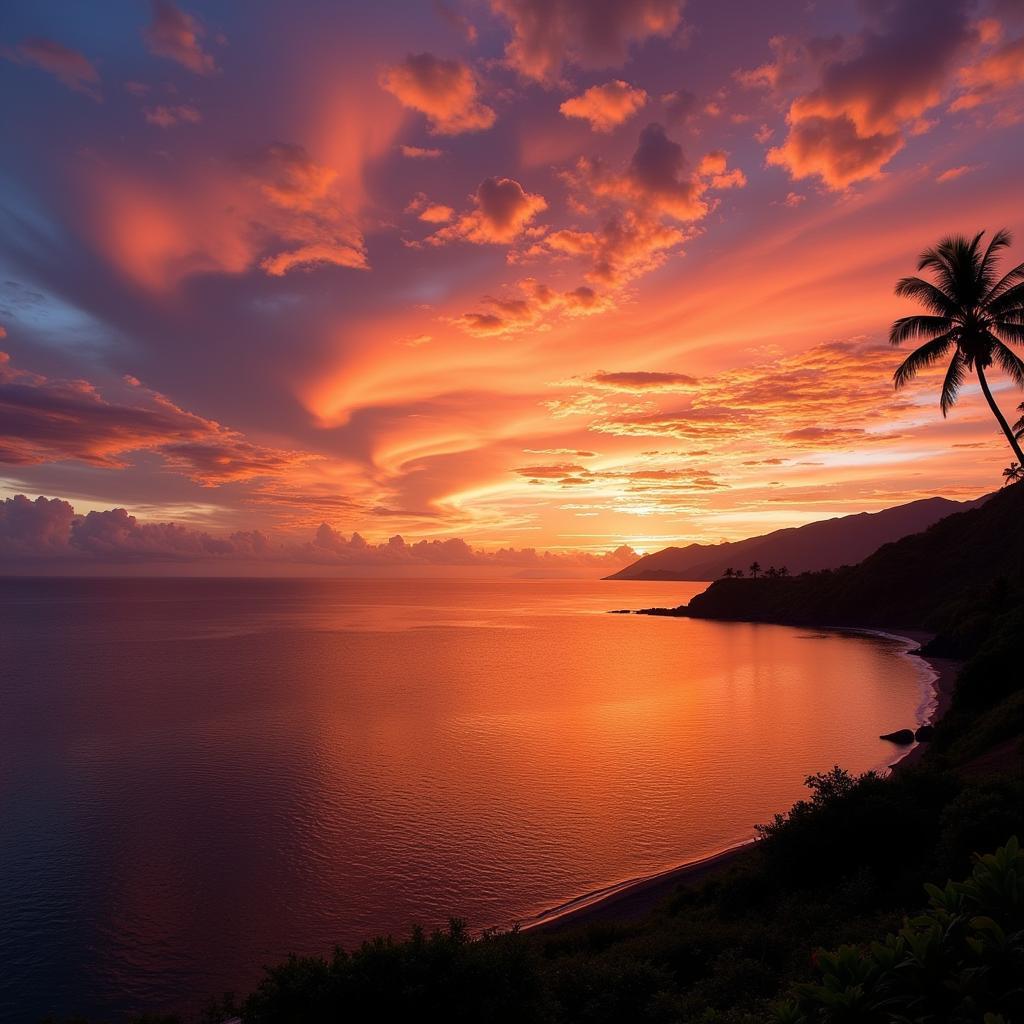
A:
[778,838,1024,1023]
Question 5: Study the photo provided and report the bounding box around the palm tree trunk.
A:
[976,363,1024,464]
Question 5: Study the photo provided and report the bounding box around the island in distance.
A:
[607,494,986,581]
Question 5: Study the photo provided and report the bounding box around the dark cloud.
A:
[762,0,977,187]
[4,38,101,100]
[427,176,547,246]
[585,370,699,391]
[0,352,306,485]
[490,0,685,83]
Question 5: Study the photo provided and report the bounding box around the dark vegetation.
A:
[59,488,1024,1024]
[653,479,1024,658]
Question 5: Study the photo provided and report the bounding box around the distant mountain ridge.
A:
[607,495,986,581]
[656,480,1024,641]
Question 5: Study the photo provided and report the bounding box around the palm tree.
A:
[1003,462,1023,486]
[778,566,789,577]
[890,229,1024,464]
[749,561,761,579]
[722,567,735,578]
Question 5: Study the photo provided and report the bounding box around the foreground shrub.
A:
[777,837,1024,1023]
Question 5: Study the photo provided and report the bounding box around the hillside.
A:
[650,481,1024,646]
[607,495,981,581]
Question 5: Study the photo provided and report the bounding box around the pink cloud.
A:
[5,38,101,100]
[380,53,495,135]
[559,80,648,132]
[143,0,217,75]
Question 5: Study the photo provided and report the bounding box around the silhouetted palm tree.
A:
[1013,401,1024,440]
[890,229,1024,464]
[778,566,790,577]
[722,567,735,578]
[1003,462,1023,485]
[749,561,761,578]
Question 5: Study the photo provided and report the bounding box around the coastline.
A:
[519,624,960,936]
[884,628,960,772]
[520,842,756,934]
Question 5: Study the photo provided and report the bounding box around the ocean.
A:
[0,576,932,1020]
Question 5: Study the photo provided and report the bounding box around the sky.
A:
[2,0,1024,573]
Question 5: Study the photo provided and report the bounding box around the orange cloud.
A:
[490,0,684,83]
[0,351,307,485]
[585,340,919,449]
[425,176,547,245]
[546,210,688,285]
[767,115,903,190]
[83,141,370,288]
[406,193,454,223]
[952,32,1024,111]
[4,38,101,99]
[559,80,648,132]
[380,53,495,134]
[143,0,217,75]
[698,150,747,188]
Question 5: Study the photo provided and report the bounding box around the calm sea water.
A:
[0,577,932,1021]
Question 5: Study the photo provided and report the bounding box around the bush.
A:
[777,837,1024,1023]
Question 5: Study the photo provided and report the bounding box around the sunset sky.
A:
[2,0,1024,571]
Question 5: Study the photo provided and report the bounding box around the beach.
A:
[523,631,959,936]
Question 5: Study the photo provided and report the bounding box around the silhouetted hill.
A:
[607,495,983,580]
[651,482,1024,642]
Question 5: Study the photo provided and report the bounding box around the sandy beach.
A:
[522,630,960,935]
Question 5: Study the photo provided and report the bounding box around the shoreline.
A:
[519,842,756,934]
[519,623,960,936]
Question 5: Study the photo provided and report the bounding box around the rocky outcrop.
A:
[880,729,915,745]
